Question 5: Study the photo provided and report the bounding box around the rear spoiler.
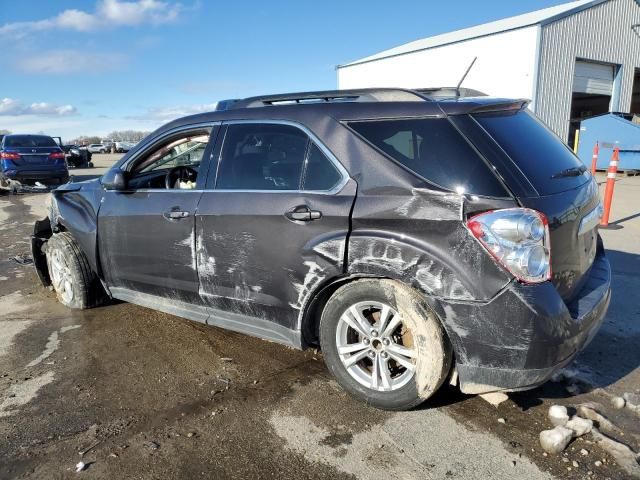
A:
[468,99,530,114]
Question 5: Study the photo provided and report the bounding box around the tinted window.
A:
[349,118,507,197]
[5,135,57,148]
[303,144,342,191]
[217,124,308,190]
[475,110,590,195]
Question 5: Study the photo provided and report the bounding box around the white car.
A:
[115,141,135,153]
[87,144,107,153]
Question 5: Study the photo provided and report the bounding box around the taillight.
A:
[1,152,21,160]
[467,208,551,284]
[49,151,65,160]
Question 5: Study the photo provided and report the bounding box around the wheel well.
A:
[300,276,456,367]
[300,274,390,348]
[32,217,54,286]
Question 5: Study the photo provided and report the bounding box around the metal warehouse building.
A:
[337,0,640,145]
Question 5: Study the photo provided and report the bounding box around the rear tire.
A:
[46,232,105,309]
[320,279,452,411]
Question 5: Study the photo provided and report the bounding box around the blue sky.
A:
[1,0,571,139]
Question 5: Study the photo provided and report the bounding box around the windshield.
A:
[4,135,58,148]
[474,110,590,195]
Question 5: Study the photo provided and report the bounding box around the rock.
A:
[566,416,593,437]
[479,392,509,406]
[144,441,160,450]
[549,405,569,426]
[623,392,640,406]
[611,396,626,409]
[498,418,506,424]
[572,460,579,468]
[591,428,640,477]
[577,405,621,434]
[187,432,195,438]
[75,461,87,472]
[594,460,602,467]
[580,448,589,456]
[539,426,573,454]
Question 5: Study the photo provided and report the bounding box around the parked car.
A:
[115,141,134,153]
[63,144,93,168]
[1,134,69,189]
[31,88,610,410]
[87,144,107,153]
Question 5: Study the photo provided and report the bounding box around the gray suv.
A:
[32,89,610,410]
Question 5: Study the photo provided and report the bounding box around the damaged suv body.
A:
[32,89,610,410]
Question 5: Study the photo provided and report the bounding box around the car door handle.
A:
[163,210,190,220]
[286,206,322,222]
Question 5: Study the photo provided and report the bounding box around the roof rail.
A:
[231,88,431,109]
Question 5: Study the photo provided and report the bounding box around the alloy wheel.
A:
[336,301,416,392]
[49,248,74,304]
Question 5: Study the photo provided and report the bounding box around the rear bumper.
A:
[3,168,68,182]
[441,250,611,394]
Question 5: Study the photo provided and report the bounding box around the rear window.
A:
[348,118,508,197]
[474,110,590,195]
[4,135,57,148]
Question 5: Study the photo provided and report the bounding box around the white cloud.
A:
[14,50,127,74]
[0,0,182,37]
[130,102,218,122]
[0,98,77,117]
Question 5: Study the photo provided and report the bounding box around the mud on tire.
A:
[46,232,105,309]
[320,279,452,411]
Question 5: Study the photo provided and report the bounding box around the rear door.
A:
[195,120,355,331]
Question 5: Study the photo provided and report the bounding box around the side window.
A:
[303,143,343,191]
[216,123,308,190]
[349,118,508,197]
[138,134,209,173]
[129,127,212,189]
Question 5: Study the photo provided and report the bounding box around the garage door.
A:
[573,61,615,95]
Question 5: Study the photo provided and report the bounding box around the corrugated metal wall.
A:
[536,0,640,141]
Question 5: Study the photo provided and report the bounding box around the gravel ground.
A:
[0,168,638,479]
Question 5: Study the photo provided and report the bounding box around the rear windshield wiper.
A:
[551,165,587,179]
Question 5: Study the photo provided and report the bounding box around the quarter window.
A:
[303,143,342,191]
[349,118,507,197]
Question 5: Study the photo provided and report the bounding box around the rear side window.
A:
[349,118,507,197]
[217,123,308,190]
[303,144,342,191]
[474,110,590,195]
[4,135,57,148]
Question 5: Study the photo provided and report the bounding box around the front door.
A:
[196,121,355,331]
[98,124,218,304]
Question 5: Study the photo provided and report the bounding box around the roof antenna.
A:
[456,57,477,98]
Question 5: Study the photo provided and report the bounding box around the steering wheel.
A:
[165,165,198,189]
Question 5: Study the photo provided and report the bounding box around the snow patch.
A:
[0,371,55,418]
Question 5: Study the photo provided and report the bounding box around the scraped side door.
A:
[195,121,356,332]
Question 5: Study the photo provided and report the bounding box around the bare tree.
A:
[72,135,102,145]
[105,130,151,142]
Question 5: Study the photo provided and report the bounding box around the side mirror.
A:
[102,169,128,191]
